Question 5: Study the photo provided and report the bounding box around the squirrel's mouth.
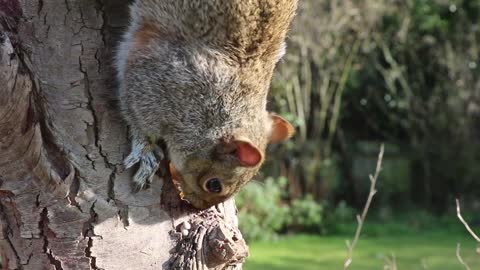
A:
[169,163,189,201]
[168,163,216,209]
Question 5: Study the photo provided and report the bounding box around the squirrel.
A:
[115,0,298,209]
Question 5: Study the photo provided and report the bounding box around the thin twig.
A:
[455,199,479,270]
[384,253,398,270]
[343,144,384,270]
[456,199,480,242]
[421,258,429,269]
[456,243,472,270]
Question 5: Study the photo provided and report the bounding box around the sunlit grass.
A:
[244,232,479,270]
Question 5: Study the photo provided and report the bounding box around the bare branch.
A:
[384,253,398,270]
[455,199,479,270]
[456,199,480,242]
[421,259,429,269]
[343,144,384,270]
[456,243,472,270]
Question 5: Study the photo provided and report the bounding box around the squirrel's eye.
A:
[204,178,223,193]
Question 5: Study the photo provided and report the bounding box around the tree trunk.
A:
[0,1,248,269]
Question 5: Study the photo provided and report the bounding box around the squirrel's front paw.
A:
[132,151,159,192]
[124,140,164,192]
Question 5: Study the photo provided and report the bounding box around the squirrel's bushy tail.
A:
[129,0,298,62]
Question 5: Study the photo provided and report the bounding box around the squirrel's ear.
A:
[223,139,263,167]
[269,113,295,143]
[235,140,263,167]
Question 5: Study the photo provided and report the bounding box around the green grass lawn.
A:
[244,233,479,270]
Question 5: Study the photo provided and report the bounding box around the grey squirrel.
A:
[115,0,298,209]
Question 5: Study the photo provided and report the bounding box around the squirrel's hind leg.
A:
[124,135,164,192]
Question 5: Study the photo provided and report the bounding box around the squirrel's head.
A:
[168,113,294,209]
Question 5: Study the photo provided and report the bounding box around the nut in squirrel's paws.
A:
[124,140,164,192]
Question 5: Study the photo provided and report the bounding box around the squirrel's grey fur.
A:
[115,0,298,209]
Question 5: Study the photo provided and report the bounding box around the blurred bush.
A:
[236,177,326,241]
[262,0,480,215]
[235,180,473,240]
[236,177,290,241]
[288,195,324,233]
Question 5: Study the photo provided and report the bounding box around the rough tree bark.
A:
[0,1,248,269]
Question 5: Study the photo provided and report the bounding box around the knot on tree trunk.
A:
[159,160,249,270]
[168,208,248,270]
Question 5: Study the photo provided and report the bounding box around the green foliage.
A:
[343,0,480,210]
[264,0,480,213]
[325,207,471,237]
[331,201,356,223]
[287,195,324,233]
[236,177,327,241]
[322,200,356,235]
[350,142,412,208]
[236,177,290,241]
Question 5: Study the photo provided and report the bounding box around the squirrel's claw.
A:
[124,152,141,169]
[132,150,159,191]
[123,137,146,169]
[124,137,164,192]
